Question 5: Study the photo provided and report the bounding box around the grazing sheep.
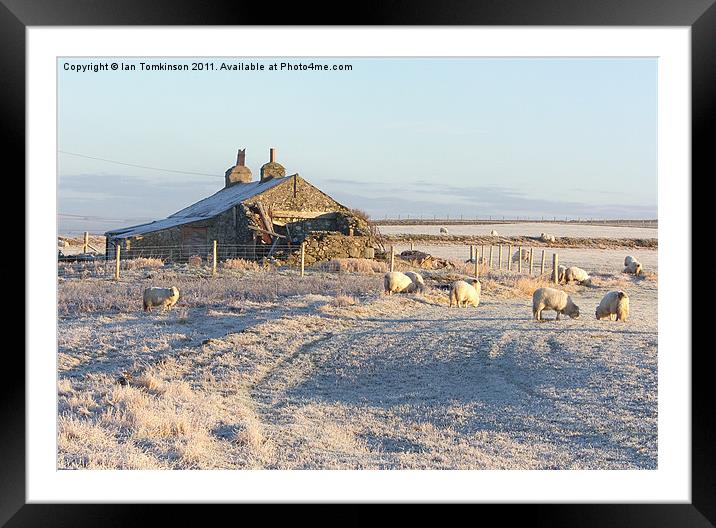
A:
[540,233,556,243]
[403,271,426,293]
[384,271,419,295]
[490,229,499,236]
[512,248,530,263]
[439,227,449,235]
[595,290,630,321]
[143,286,180,312]
[563,266,591,285]
[532,287,580,321]
[623,256,643,276]
[449,279,481,307]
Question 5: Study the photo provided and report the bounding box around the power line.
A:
[58,212,154,221]
[58,150,223,178]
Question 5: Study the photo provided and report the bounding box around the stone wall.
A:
[252,175,372,238]
[106,209,243,261]
[287,233,373,265]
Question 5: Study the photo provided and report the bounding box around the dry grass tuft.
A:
[641,271,658,282]
[314,258,388,274]
[512,276,553,297]
[333,294,359,307]
[188,255,203,268]
[222,258,263,272]
[134,372,166,394]
[123,257,164,270]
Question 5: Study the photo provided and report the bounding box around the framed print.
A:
[5,0,710,524]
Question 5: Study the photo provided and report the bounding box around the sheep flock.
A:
[140,253,644,325]
[376,254,644,323]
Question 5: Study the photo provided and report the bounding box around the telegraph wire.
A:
[58,150,223,178]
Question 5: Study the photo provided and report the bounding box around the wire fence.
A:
[58,238,564,284]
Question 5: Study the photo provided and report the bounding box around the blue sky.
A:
[58,57,657,234]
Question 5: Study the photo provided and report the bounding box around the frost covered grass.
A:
[58,270,383,316]
[57,251,658,470]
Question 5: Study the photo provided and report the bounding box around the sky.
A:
[58,57,657,234]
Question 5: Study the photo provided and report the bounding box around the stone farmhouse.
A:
[105,148,375,264]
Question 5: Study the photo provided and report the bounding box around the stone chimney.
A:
[225,148,252,187]
[260,147,286,182]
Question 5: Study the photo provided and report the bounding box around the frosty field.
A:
[57,247,658,470]
[377,222,657,239]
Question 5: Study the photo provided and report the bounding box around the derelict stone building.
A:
[105,148,375,264]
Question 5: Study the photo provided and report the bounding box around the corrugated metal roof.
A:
[106,177,287,238]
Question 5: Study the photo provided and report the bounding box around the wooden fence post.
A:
[553,253,559,284]
[410,240,414,251]
[212,240,217,276]
[390,245,395,272]
[469,245,474,261]
[300,242,305,277]
[474,254,479,280]
[540,249,546,276]
[489,245,493,268]
[115,244,121,281]
[83,231,89,253]
[508,245,512,271]
[498,245,503,270]
[518,246,523,273]
[529,248,534,275]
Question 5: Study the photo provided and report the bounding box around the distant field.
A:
[390,244,658,274]
[373,219,657,228]
[377,222,658,239]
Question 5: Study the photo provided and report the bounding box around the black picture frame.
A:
[5,0,706,524]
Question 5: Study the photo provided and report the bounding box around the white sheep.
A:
[143,286,180,312]
[512,248,530,263]
[623,256,643,275]
[449,279,481,307]
[532,287,580,321]
[595,290,630,321]
[540,232,556,243]
[563,266,592,285]
[384,271,419,295]
[403,271,426,293]
[490,229,499,236]
[439,227,449,235]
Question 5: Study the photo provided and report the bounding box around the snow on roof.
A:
[105,177,287,238]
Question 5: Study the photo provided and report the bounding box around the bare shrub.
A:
[349,208,371,222]
[188,255,203,268]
